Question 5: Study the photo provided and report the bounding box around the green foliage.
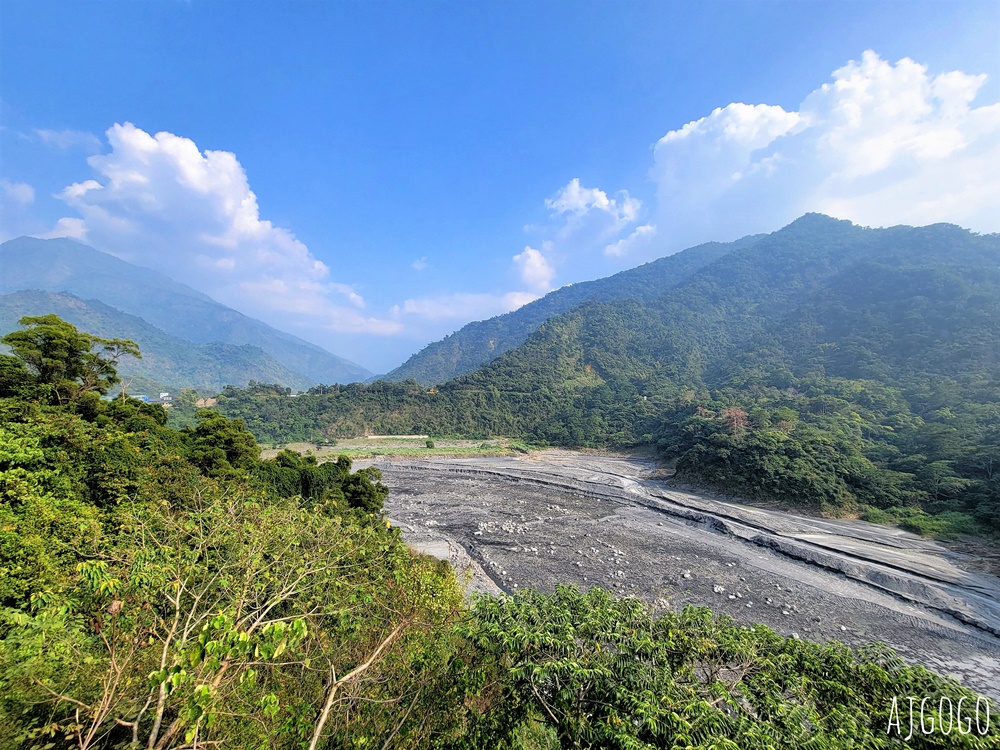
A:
[0,366,463,748]
[2,314,140,404]
[461,585,998,749]
[383,236,748,386]
[186,409,261,478]
[3,311,998,749]
[216,217,1000,538]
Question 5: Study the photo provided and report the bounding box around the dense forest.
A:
[2,317,997,748]
[215,216,1000,539]
[381,235,761,385]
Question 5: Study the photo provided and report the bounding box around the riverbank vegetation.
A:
[2,316,998,748]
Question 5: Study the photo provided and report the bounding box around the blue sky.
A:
[2,1,999,373]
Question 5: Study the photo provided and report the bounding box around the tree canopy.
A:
[2,314,140,404]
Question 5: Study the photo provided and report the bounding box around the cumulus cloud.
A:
[0,179,40,241]
[398,291,538,322]
[653,51,1000,250]
[604,224,656,257]
[40,217,88,240]
[400,177,638,332]
[49,122,399,335]
[35,128,102,152]
[546,177,641,234]
[513,245,556,292]
[510,177,647,289]
[1,179,35,208]
[547,178,612,214]
[411,256,428,271]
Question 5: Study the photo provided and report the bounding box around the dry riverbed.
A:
[354,449,1000,701]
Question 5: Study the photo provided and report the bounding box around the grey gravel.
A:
[361,450,1000,700]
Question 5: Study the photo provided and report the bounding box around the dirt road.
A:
[362,450,1000,699]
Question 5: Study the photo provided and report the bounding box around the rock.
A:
[682,570,691,579]
[713,585,725,594]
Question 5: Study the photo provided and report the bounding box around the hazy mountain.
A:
[0,236,371,384]
[0,290,317,394]
[382,234,763,385]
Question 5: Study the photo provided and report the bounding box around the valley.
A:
[367,450,1000,701]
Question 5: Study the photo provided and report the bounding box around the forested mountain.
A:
[0,236,371,384]
[383,235,761,384]
[2,314,995,748]
[0,290,316,393]
[217,215,1000,536]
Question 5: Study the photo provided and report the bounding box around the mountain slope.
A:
[0,236,371,383]
[217,215,1000,534]
[451,216,999,422]
[382,235,763,384]
[0,290,316,393]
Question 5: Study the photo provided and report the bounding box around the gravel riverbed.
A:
[358,450,1000,700]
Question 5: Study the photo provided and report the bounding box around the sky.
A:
[1,1,999,374]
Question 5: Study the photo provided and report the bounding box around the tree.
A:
[2,315,141,404]
[186,410,261,477]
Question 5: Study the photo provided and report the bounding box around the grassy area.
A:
[260,436,535,460]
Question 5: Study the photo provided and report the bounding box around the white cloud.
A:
[512,177,646,287]
[399,291,538,322]
[546,177,641,226]
[0,180,41,242]
[411,256,428,271]
[513,245,556,292]
[604,224,656,257]
[331,282,366,308]
[546,178,613,214]
[397,178,634,336]
[48,122,399,336]
[1,179,35,208]
[40,217,88,240]
[652,51,1000,250]
[35,129,102,152]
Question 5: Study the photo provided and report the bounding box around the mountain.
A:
[382,234,763,384]
[0,290,317,394]
[0,236,371,384]
[217,215,1000,535]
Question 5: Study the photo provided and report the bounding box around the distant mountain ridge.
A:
[382,234,764,384]
[218,214,1000,443]
[0,290,317,394]
[0,236,371,385]
[216,215,1000,538]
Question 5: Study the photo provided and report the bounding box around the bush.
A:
[861,506,892,524]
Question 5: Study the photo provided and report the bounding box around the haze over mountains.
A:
[0,237,371,392]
